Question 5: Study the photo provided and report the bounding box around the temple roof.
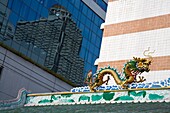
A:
[1,102,170,113]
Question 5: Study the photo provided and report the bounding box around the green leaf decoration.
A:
[51,95,58,100]
[149,94,164,100]
[79,95,90,102]
[92,95,102,101]
[38,99,53,103]
[67,99,75,102]
[114,96,134,101]
[128,91,146,98]
[128,91,136,96]
[103,92,115,101]
[61,94,72,98]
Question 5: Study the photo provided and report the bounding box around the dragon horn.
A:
[143,47,155,61]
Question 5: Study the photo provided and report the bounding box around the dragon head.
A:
[133,47,155,73]
[133,57,151,73]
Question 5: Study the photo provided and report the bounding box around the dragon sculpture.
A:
[85,48,155,92]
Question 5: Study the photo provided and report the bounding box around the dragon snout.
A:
[139,67,150,72]
[146,68,150,72]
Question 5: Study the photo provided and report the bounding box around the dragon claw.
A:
[137,76,146,82]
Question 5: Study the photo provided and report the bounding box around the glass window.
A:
[22,41,29,49]
[91,12,95,21]
[89,44,95,53]
[100,0,107,11]
[31,53,38,62]
[12,0,22,14]
[41,7,48,18]
[94,46,99,56]
[27,50,31,57]
[85,62,91,72]
[61,0,68,9]
[20,4,29,19]
[7,0,13,8]
[93,0,107,12]
[9,12,18,26]
[80,14,86,24]
[85,18,91,28]
[91,32,96,43]
[19,46,27,56]
[86,40,90,49]
[79,46,86,59]
[23,0,31,6]
[87,31,92,41]
[32,46,40,55]
[1,0,8,6]
[12,41,20,51]
[84,27,89,38]
[84,49,89,61]
[30,0,39,11]
[37,4,43,14]
[76,20,80,28]
[36,14,41,20]
[82,38,88,47]
[87,8,92,19]
[90,22,94,31]
[73,7,79,18]
[79,23,84,32]
[38,57,45,65]
[5,8,10,19]
[70,0,75,4]
[0,15,3,24]
[87,52,92,63]
[98,18,103,26]
[72,16,76,23]
[96,37,101,48]
[82,4,88,15]
[28,43,33,51]
[92,54,97,64]
[92,24,98,33]
[3,39,12,47]
[94,15,99,26]
[0,3,6,13]
[45,0,56,8]
[40,49,47,59]
[75,0,80,9]
[28,9,37,21]
[92,66,97,74]
[1,19,7,35]
[68,3,74,14]
[97,29,103,37]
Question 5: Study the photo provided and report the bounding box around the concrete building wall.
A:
[97,0,170,84]
[0,46,73,100]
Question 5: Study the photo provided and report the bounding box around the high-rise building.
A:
[0,0,108,81]
[14,5,84,85]
[0,0,108,100]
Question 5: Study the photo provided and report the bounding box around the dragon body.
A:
[88,57,152,92]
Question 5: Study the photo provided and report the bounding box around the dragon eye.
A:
[142,59,146,62]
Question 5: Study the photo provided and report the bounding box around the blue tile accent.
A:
[70,77,170,92]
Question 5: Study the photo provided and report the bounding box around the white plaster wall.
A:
[99,28,170,62]
[105,0,170,25]
[0,46,73,100]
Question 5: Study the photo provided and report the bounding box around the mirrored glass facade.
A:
[0,0,107,83]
